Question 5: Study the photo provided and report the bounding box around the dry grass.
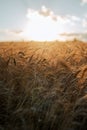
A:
[0,40,87,130]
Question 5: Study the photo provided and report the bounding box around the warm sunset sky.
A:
[0,0,87,41]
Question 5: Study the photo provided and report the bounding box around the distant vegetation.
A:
[0,40,87,130]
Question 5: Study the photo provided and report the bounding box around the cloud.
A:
[26,6,59,22]
[82,14,87,28]
[0,6,82,41]
[39,6,54,17]
[20,6,81,41]
[39,6,80,22]
[0,29,23,35]
[83,19,87,27]
[69,16,81,22]
[0,29,10,34]
[0,29,23,41]
[60,32,87,41]
[81,0,87,5]
[26,6,80,25]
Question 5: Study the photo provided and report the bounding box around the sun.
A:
[22,25,58,41]
[19,6,71,41]
[21,19,65,41]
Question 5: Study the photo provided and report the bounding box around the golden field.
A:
[0,40,87,130]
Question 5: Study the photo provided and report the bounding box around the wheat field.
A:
[0,40,87,130]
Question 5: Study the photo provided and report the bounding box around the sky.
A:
[0,0,87,41]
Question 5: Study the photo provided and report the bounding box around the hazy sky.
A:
[0,0,87,41]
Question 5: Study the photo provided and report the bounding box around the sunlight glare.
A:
[20,7,71,41]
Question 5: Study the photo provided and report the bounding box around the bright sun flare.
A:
[20,6,73,41]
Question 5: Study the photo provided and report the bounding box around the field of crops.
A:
[0,40,87,130]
